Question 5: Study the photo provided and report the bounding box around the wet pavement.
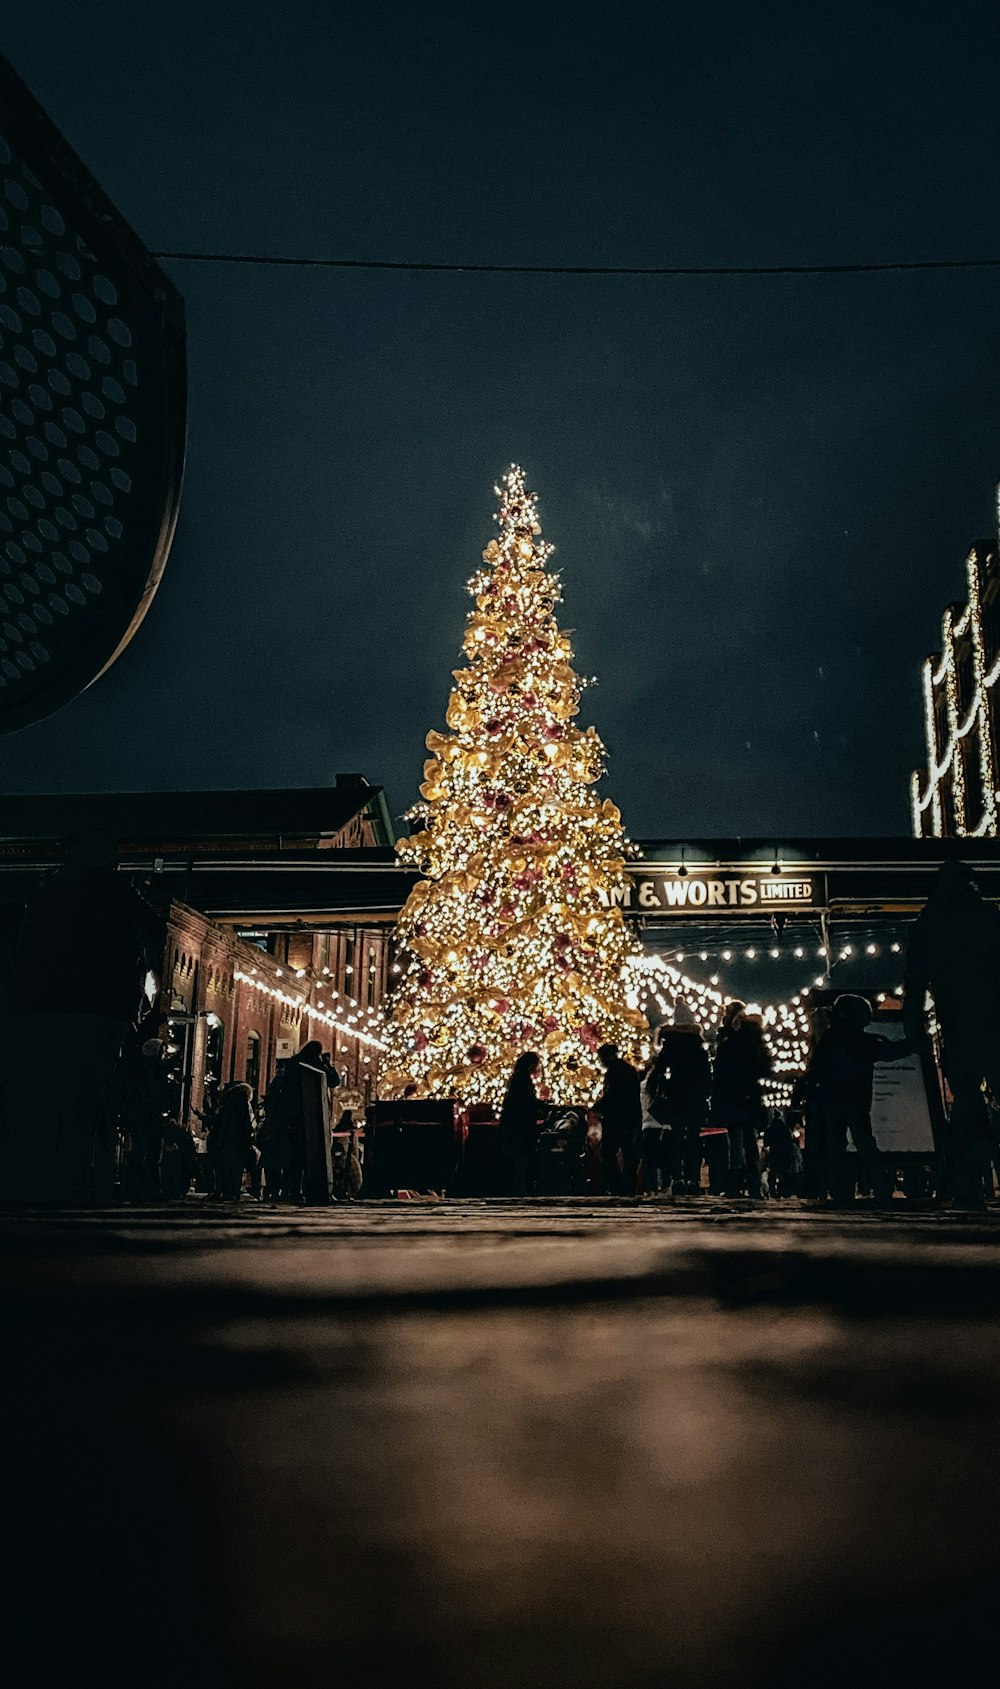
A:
[3,1197,999,1687]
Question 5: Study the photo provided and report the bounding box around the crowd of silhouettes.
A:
[494,861,1000,1207]
[0,840,998,1209]
[0,829,364,1205]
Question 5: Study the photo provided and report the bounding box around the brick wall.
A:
[160,902,389,1121]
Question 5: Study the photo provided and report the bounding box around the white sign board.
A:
[867,1021,936,1155]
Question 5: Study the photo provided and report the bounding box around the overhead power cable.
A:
[150,250,1000,278]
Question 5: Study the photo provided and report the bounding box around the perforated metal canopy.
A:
[0,53,186,731]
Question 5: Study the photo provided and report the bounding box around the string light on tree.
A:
[381,465,648,1106]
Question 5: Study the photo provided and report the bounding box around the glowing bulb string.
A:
[234,968,385,1050]
[659,934,905,965]
[636,954,907,1106]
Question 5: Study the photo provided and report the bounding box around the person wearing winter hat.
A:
[804,994,910,1207]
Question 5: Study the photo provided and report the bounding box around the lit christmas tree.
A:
[381,466,649,1107]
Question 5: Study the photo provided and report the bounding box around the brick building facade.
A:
[0,776,398,1124]
[162,902,389,1122]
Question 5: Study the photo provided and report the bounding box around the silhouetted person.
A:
[211,1081,255,1201]
[647,1002,711,1195]
[320,1050,341,1093]
[498,1051,543,1196]
[0,831,163,1202]
[121,1034,172,1200]
[192,1086,222,1197]
[278,1041,334,1204]
[806,994,908,1206]
[596,1043,643,1195]
[159,1116,197,1201]
[712,1006,770,1198]
[905,860,1000,1207]
[256,1060,291,1202]
[794,1005,833,1199]
[764,1110,797,1198]
[642,1031,671,1194]
[331,1110,364,1199]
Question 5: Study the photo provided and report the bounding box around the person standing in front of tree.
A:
[499,1051,543,1196]
[596,1043,643,1196]
[647,1001,711,1195]
[712,1006,771,1198]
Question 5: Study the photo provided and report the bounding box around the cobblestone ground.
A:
[3,1197,1000,1688]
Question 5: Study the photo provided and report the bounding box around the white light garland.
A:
[912,536,1000,837]
[635,954,814,1105]
[234,968,385,1050]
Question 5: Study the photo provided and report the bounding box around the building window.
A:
[204,1013,224,1099]
[237,929,270,954]
[245,1031,261,1097]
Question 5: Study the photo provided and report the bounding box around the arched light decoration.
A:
[636,954,813,1108]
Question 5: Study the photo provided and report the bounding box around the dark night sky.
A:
[2,0,1000,838]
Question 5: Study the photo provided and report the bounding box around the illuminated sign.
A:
[601,867,827,915]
